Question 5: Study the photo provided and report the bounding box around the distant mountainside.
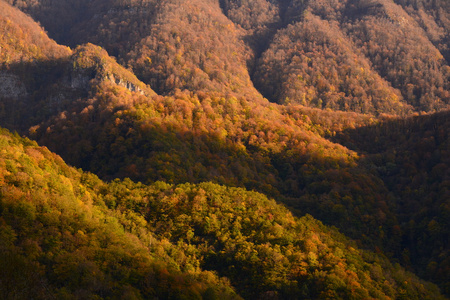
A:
[7,0,450,114]
[0,0,70,64]
[0,0,449,297]
[0,9,155,132]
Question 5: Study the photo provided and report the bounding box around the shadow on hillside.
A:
[0,58,89,133]
[331,110,450,155]
[331,110,450,294]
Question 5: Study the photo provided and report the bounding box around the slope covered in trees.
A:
[8,0,450,114]
[28,76,403,251]
[0,0,73,133]
[334,110,450,294]
[393,0,450,62]
[0,30,155,132]
[24,72,450,295]
[253,13,409,114]
[0,127,445,299]
[1,0,449,297]
[0,127,240,299]
[0,0,70,65]
[8,0,262,99]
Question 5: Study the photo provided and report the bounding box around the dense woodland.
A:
[0,127,445,299]
[6,0,450,114]
[0,0,449,298]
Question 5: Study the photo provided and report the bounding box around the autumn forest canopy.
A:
[0,0,449,298]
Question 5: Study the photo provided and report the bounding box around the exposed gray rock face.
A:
[0,72,27,99]
[109,74,145,95]
[70,70,145,95]
[70,72,92,90]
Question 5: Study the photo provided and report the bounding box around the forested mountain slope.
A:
[0,127,445,299]
[0,0,70,65]
[334,110,450,293]
[0,6,155,132]
[0,127,240,299]
[8,0,450,114]
[0,0,449,297]
[7,0,263,99]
